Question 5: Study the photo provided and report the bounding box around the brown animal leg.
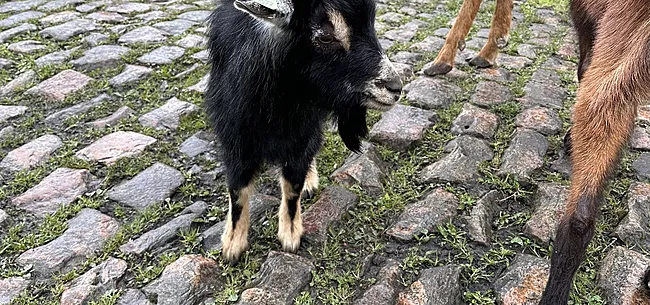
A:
[425,0,482,76]
[469,0,513,68]
[540,6,650,303]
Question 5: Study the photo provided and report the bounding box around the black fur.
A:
[205,0,385,187]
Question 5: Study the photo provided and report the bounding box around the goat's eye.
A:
[317,35,335,44]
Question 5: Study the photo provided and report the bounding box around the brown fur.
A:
[425,0,513,75]
[540,0,650,304]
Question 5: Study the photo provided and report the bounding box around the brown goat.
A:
[425,0,513,75]
[434,0,650,304]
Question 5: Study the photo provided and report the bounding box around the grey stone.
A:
[303,186,358,243]
[88,106,135,128]
[496,53,533,70]
[409,36,445,52]
[76,1,108,13]
[12,168,101,217]
[118,26,169,45]
[175,34,206,48]
[86,11,126,23]
[60,257,127,305]
[615,182,650,250]
[109,24,128,34]
[434,28,450,37]
[378,38,394,50]
[0,126,15,141]
[383,28,415,43]
[142,255,222,305]
[166,4,197,13]
[524,183,569,245]
[179,133,212,158]
[444,135,493,161]
[420,135,493,184]
[121,202,206,255]
[377,12,405,23]
[70,45,131,72]
[517,44,537,59]
[0,134,62,172]
[0,11,44,29]
[598,246,650,305]
[106,2,155,14]
[117,289,152,305]
[190,49,208,63]
[515,106,562,136]
[630,126,650,151]
[404,76,462,109]
[354,260,402,305]
[187,73,209,93]
[386,188,458,241]
[236,251,313,305]
[331,142,387,197]
[75,131,156,165]
[0,277,31,305]
[0,105,28,124]
[82,33,110,46]
[390,51,422,65]
[26,69,92,102]
[177,10,208,23]
[395,265,463,305]
[136,11,169,22]
[633,153,650,180]
[109,65,153,88]
[0,23,37,43]
[519,69,567,110]
[202,194,279,251]
[138,46,185,65]
[470,81,512,107]
[369,104,437,151]
[45,94,110,126]
[479,67,517,83]
[35,47,80,67]
[139,97,198,130]
[494,254,550,305]
[0,58,12,69]
[38,0,83,11]
[7,39,45,54]
[39,19,97,41]
[451,103,499,139]
[39,10,80,26]
[499,128,549,180]
[17,209,120,278]
[0,0,47,13]
[153,19,195,35]
[463,190,502,246]
[107,162,184,210]
[540,57,575,72]
[0,209,7,226]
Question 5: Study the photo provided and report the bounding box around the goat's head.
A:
[234,0,402,152]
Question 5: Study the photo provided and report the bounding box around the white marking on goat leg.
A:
[327,10,351,51]
[302,159,319,196]
[278,176,303,252]
[221,185,254,263]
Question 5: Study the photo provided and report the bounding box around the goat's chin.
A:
[364,100,394,112]
[363,85,398,112]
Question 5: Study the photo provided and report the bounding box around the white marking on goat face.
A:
[327,10,350,51]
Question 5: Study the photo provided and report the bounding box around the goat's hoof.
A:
[496,36,509,49]
[468,56,493,68]
[457,40,466,51]
[302,189,316,199]
[221,239,248,265]
[424,62,453,76]
[278,217,303,253]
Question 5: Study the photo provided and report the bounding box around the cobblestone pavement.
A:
[2,0,650,304]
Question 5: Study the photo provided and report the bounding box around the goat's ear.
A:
[234,0,293,24]
[337,106,368,153]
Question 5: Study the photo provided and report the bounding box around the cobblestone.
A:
[75,131,156,164]
[386,188,458,241]
[107,162,184,211]
[0,134,62,172]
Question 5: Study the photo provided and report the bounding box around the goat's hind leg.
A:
[278,159,311,252]
[425,0,482,76]
[221,161,259,264]
[301,158,319,199]
[469,0,512,68]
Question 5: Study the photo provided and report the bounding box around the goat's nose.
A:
[377,55,403,92]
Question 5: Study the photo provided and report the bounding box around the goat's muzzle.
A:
[364,55,402,112]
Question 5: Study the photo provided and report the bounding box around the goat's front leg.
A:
[278,160,311,252]
[425,0,482,76]
[221,161,258,264]
[469,0,512,68]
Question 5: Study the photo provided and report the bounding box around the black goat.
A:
[205,0,402,262]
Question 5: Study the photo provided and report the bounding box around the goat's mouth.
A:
[363,84,399,112]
